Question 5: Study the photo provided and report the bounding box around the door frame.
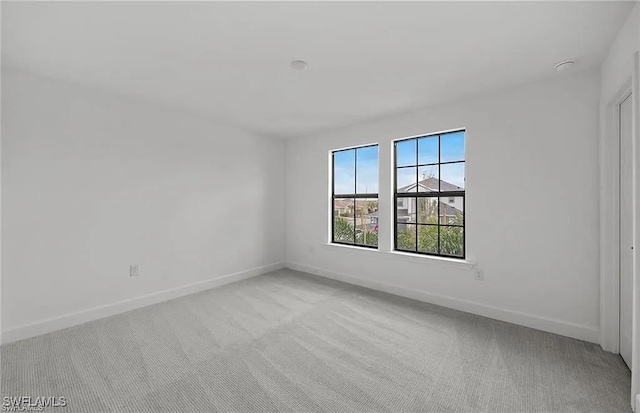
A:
[600,51,639,411]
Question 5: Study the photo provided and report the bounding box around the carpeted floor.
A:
[1,269,632,412]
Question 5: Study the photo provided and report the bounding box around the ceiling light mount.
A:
[554,60,575,72]
[290,60,308,71]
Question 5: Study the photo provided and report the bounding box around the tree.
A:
[417,225,438,253]
[397,210,463,256]
[439,213,463,256]
[334,216,378,246]
[397,227,416,250]
[356,229,378,247]
[417,212,463,256]
[365,201,378,213]
[334,216,354,242]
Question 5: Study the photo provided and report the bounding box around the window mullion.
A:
[437,136,441,254]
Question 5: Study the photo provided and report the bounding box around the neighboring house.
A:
[397,177,464,226]
[334,199,353,216]
[335,199,379,233]
[364,210,379,233]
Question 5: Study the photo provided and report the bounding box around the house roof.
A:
[333,199,353,209]
[398,177,463,193]
[440,202,460,216]
[396,202,461,217]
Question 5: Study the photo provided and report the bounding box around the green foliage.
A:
[357,230,378,247]
[397,212,463,256]
[439,226,463,256]
[418,225,438,253]
[396,227,415,250]
[334,216,354,243]
[335,205,462,254]
[334,216,378,247]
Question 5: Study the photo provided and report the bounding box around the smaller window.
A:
[331,145,379,248]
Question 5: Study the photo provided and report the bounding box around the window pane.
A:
[355,199,378,247]
[417,165,439,192]
[418,136,438,165]
[440,162,465,191]
[396,167,417,192]
[441,131,465,163]
[396,139,416,167]
[333,198,355,243]
[417,197,438,224]
[417,225,439,254]
[396,197,416,224]
[333,150,355,195]
[356,146,379,194]
[439,197,464,225]
[440,226,464,257]
[396,223,416,251]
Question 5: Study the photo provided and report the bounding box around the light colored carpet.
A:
[1,269,632,412]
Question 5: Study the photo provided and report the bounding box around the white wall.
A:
[601,5,640,101]
[286,69,601,343]
[599,4,640,352]
[1,70,286,341]
[599,3,640,410]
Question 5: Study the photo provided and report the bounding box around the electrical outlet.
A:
[308,245,315,253]
[473,267,484,281]
[130,265,139,277]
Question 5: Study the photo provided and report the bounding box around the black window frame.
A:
[393,130,466,259]
[331,144,379,249]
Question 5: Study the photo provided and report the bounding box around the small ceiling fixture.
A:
[554,60,575,72]
[290,60,308,70]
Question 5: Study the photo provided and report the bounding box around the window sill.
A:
[324,243,474,270]
[325,243,379,254]
[383,250,474,270]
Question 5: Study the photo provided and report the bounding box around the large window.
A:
[332,144,379,248]
[394,130,465,258]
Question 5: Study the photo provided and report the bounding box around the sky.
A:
[333,131,465,195]
[334,145,379,195]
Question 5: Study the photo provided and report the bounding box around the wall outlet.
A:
[130,265,139,277]
[473,267,484,281]
[308,245,315,253]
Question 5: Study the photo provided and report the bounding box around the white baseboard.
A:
[286,262,599,344]
[1,262,285,345]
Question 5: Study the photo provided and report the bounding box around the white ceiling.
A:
[2,1,635,139]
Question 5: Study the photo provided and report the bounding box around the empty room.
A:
[2,1,640,412]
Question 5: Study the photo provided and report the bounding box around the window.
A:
[394,130,465,258]
[332,145,379,248]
